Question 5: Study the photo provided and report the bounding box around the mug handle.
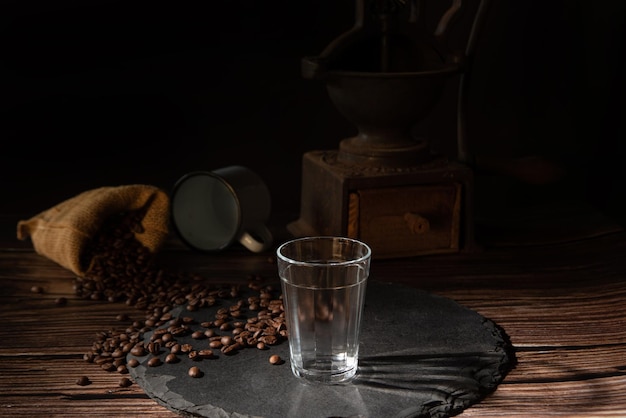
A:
[239,224,273,253]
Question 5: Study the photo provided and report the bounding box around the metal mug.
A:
[170,166,273,253]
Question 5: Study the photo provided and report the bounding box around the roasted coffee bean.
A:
[188,366,202,378]
[116,313,130,321]
[54,297,68,306]
[147,357,162,367]
[191,330,205,340]
[130,345,146,357]
[215,313,229,321]
[147,341,160,355]
[76,376,91,386]
[263,327,277,336]
[111,348,125,358]
[220,336,234,346]
[198,349,215,359]
[30,285,44,294]
[165,353,179,364]
[149,328,165,340]
[259,335,278,345]
[127,358,139,368]
[119,377,133,387]
[93,356,109,366]
[101,362,117,372]
[269,354,282,365]
[180,343,193,353]
[169,325,189,337]
[221,342,242,355]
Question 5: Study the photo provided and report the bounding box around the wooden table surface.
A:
[1,200,626,417]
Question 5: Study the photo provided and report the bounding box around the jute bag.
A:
[16,185,170,277]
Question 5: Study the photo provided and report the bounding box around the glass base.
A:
[291,363,358,385]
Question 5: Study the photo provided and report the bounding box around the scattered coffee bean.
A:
[130,345,146,357]
[221,342,242,355]
[76,376,90,386]
[209,340,222,349]
[118,377,133,388]
[147,357,162,367]
[116,313,130,321]
[269,354,282,365]
[165,353,179,364]
[188,366,203,378]
[101,362,117,372]
[198,349,215,359]
[30,285,44,294]
[146,341,160,355]
[191,330,205,339]
[75,209,289,389]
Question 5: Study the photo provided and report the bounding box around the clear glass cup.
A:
[276,236,371,384]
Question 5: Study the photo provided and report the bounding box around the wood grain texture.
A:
[2,219,626,417]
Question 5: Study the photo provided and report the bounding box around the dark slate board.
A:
[128,280,516,418]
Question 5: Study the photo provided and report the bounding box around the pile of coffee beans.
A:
[74,210,286,386]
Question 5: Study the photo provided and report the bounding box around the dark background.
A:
[2,0,625,239]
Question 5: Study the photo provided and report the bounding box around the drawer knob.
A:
[404,212,430,234]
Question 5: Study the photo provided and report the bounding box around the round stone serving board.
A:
[128,280,516,418]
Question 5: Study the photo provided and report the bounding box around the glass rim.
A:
[276,236,372,267]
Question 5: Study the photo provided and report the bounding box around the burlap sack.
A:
[16,184,170,277]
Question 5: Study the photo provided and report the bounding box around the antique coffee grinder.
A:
[288,0,489,258]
